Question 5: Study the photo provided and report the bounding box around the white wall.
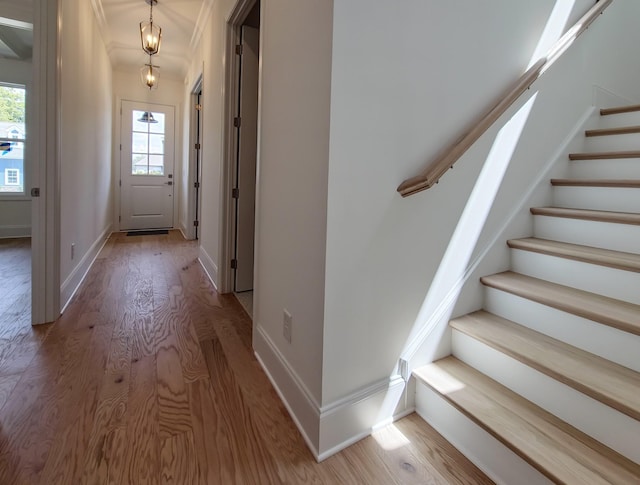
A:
[586,0,640,102]
[183,0,228,285]
[183,0,333,453]
[112,70,185,233]
[254,0,333,422]
[0,58,32,238]
[183,0,640,459]
[59,0,113,306]
[323,0,594,406]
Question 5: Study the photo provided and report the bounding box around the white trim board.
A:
[0,225,31,239]
[60,225,112,312]
[197,245,219,292]
[254,324,415,461]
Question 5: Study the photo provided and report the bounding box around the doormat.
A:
[126,230,169,236]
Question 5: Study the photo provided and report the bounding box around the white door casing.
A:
[120,101,175,230]
[234,25,259,292]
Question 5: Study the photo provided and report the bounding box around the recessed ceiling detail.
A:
[90,0,214,80]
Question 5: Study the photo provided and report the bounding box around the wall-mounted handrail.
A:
[397,0,614,197]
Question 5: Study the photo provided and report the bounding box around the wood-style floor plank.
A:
[81,333,132,484]
[38,323,113,485]
[160,431,198,485]
[0,231,490,484]
[157,343,192,439]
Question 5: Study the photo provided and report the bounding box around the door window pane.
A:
[132,132,149,153]
[131,109,166,175]
[149,113,165,134]
[132,154,149,175]
[0,85,26,194]
[149,155,164,175]
[149,134,164,154]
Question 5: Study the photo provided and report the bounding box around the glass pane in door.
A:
[131,110,166,175]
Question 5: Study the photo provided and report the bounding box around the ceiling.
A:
[0,0,211,79]
[91,0,214,80]
[0,16,32,61]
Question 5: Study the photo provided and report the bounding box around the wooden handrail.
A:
[398,0,614,197]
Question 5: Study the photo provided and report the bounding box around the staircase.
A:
[413,105,640,484]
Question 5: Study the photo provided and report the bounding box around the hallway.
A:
[0,231,488,484]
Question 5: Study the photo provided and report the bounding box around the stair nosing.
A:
[530,206,640,225]
[586,125,640,137]
[506,237,640,273]
[414,357,640,484]
[450,310,640,421]
[600,104,640,116]
[480,271,640,337]
[550,178,640,188]
[568,150,640,160]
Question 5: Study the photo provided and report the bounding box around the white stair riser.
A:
[595,112,640,129]
[415,383,553,485]
[553,186,640,213]
[510,250,640,305]
[484,287,640,373]
[583,132,640,152]
[567,159,640,179]
[452,330,640,464]
[533,215,640,253]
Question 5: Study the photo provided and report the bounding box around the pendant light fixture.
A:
[138,111,158,123]
[140,0,162,56]
[140,55,160,90]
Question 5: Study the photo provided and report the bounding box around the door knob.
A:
[165,181,173,186]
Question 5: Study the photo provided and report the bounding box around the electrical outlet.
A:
[71,243,75,260]
[283,309,292,343]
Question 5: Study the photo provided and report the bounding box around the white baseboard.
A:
[0,225,31,239]
[60,225,112,312]
[253,324,321,456]
[179,222,196,241]
[254,324,415,462]
[318,376,414,461]
[197,245,218,291]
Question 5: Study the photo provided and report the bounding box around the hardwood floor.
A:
[0,238,43,412]
[0,231,491,484]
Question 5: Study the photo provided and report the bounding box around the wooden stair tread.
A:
[600,105,640,116]
[568,150,640,160]
[586,125,640,137]
[413,357,640,484]
[550,178,640,188]
[451,310,640,420]
[530,206,640,225]
[480,271,640,336]
[507,237,640,273]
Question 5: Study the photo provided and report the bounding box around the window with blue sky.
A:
[0,84,26,194]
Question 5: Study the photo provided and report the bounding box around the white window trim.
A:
[0,83,27,198]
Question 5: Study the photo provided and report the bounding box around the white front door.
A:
[120,101,175,230]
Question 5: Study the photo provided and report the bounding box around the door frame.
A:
[185,74,203,240]
[117,99,177,232]
[31,0,61,324]
[220,0,261,294]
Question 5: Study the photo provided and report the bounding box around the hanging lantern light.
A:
[140,56,160,90]
[140,0,162,56]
